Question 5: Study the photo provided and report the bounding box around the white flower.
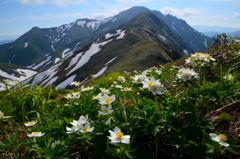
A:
[0,111,11,119]
[121,87,132,91]
[24,121,37,127]
[92,74,97,78]
[115,85,123,89]
[155,70,162,75]
[70,81,80,86]
[27,131,44,137]
[132,74,147,84]
[141,76,161,89]
[99,94,116,105]
[79,122,94,133]
[108,127,130,144]
[100,88,110,94]
[66,115,89,134]
[148,83,165,95]
[186,53,215,66]
[99,105,113,115]
[117,76,126,82]
[177,68,198,81]
[223,74,233,80]
[210,133,229,147]
[81,86,94,91]
[92,93,102,100]
[65,92,80,99]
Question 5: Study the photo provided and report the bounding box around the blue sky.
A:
[0,0,240,38]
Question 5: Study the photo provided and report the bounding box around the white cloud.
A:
[0,18,19,23]
[17,0,47,5]
[87,12,113,20]
[17,0,87,7]
[160,6,203,18]
[234,12,240,18]
[209,14,229,20]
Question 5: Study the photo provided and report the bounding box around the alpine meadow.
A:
[0,6,240,159]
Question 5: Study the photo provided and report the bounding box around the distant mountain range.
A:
[0,6,213,89]
[192,25,240,37]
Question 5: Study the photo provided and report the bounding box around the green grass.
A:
[0,34,240,158]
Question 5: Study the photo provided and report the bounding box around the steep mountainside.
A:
[0,19,99,69]
[0,6,212,72]
[26,11,188,89]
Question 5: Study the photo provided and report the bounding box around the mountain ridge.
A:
[0,6,213,89]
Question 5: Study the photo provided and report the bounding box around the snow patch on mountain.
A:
[67,39,112,76]
[77,20,86,27]
[105,56,117,66]
[0,69,37,90]
[24,42,28,48]
[105,30,122,39]
[87,21,98,30]
[0,69,37,81]
[204,38,207,47]
[65,52,83,70]
[31,62,62,85]
[31,56,52,70]
[183,50,189,55]
[94,66,108,78]
[44,76,58,86]
[105,30,125,40]
[116,30,125,40]
[158,34,167,42]
[92,57,117,78]
[54,58,61,64]
[62,48,74,59]
[75,41,81,48]
[56,74,76,90]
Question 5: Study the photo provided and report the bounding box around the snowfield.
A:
[67,39,113,76]
[0,69,37,91]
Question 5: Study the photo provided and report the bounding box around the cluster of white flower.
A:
[185,52,216,66]
[65,92,80,99]
[141,77,165,95]
[177,68,198,82]
[66,115,94,134]
[70,81,80,87]
[24,120,44,137]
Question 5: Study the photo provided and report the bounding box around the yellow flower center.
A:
[218,134,227,141]
[73,81,77,83]
[103,108,109,113]
[83,126,89,132]
[148,81,154,86]
[104,98,111,103]
[188,57,193,61]
[194,52,203,56]
[0,112,3,117]
[71,126,76,129]
[137,78,141,82]
[28,121,35,124]
[184,75,190,79]
[32,132,40,135]
[115,132,124,139]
